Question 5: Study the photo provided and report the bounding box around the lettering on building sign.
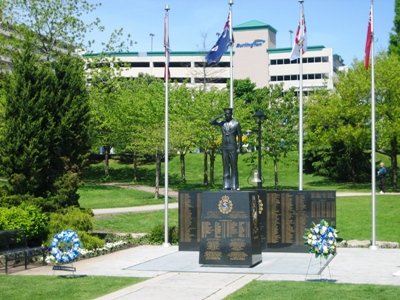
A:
[236,39,265,48]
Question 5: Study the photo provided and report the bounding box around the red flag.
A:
[290,4,307,61]
[164,14,171,80]
[365,6,372,70]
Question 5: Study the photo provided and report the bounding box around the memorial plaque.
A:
[263,190,336,252]
[199,191,262,267]
[178,191,202,251]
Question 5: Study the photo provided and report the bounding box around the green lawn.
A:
[1,275,145,300]
[78,184,176,209]
[94,209,178,233]
[337,195,400,242]
[225,281,400,300]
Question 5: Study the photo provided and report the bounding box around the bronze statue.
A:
[210,108,242,190]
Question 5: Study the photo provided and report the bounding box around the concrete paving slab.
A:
[124,251,330,275]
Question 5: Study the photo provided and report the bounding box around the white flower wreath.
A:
[50,230,81,263]
[303,219,339,259]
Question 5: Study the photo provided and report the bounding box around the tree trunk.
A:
[104,145,111,176]
[133,151,137,182]
[209,149,216,185]
[390,137,398,189]
[203,151,208,186]
[155,153,160,199]
[180,152,186,183]
[274,157,279,190]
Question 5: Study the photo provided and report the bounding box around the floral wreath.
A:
[50,230,81,263]
[303,219,338,259]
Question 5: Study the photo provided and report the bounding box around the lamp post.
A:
[150,33,155,52]
[253,110,266,189]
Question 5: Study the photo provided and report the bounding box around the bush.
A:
[146,224,178,245]
[46,206,104,249]
[0,204,48,246]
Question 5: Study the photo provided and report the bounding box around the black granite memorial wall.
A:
[198,191,262,267]
[178,190,336,253]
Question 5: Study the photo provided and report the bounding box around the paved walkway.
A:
[14,245,400,299]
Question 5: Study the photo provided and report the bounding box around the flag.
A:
[205,14,233,65]
[290,4,307,61]
[164,13,170,80]
[365,5,372,70]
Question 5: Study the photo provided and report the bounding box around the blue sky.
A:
[85,0,394,66]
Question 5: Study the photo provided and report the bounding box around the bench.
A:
[0,229,47,274]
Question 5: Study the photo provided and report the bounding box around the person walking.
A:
[377,162,387,194]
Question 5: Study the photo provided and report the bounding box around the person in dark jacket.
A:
[377,162,387,194]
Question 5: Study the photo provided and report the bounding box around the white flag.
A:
[290,4,307,61]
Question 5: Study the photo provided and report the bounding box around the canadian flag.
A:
[290,4,307,61]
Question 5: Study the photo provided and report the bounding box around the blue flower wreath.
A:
[303,219,339,259]
[50,230,81,263]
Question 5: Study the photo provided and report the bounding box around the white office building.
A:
[84,20,344,92]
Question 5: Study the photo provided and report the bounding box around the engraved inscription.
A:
[204,251,222,260]
[228,251,247,261]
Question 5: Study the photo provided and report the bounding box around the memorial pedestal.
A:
[199,191,262,267]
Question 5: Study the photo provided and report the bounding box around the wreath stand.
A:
[50,230,81,277]
[305,253,335,282]
[52,264,77,277]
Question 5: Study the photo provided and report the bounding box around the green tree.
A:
[1,35,90,211]
[389,0,400,57]
[87,57,125,177]
[375,53,400,188]
[305,61,372,183]
[250,85,299,189]
[0,0,102,60]
[196,88,229,186]
[169,83,201,183]
[127,75,165,198]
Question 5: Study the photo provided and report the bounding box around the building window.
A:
[169,62,191,67]
[277,59,284,65]
[315,57,322,63]
[124,62,150,68]
[291,74,298,80]
[271,60,277,65]
[271,76,277,81]
[322,56,329,62]
[194,78,228,84]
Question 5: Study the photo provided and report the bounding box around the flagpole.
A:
[229,0,234,110]
[369,0,378,251]
[299,0,304,191]
[163,4,171,248]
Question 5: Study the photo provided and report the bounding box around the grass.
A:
[78,184,176,209]
[337,195,400,242]
[83,152,394,192]
[94,209,178,233]
[225,281,400,300]
[0,275,145,300]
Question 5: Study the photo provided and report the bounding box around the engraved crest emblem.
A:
[218,195,233,214]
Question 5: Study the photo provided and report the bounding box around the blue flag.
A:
[205,14,233,65]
